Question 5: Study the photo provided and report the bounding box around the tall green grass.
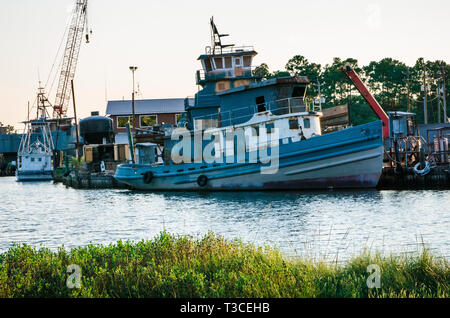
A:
[0,232,448,298]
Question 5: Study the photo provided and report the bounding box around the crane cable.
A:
[26,16,70,121]
[45,15,72,104]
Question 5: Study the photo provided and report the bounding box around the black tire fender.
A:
[143,171,154,184]
[197,175,208,187]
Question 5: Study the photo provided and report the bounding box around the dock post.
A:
[71,80,81,164]
[126,123,135,164]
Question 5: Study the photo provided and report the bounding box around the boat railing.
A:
[266,97,322,115]
[191,97,322,129]
[204,45,255,55]
[196,66,262,83]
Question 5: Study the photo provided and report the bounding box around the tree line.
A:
[0,122,15,134]
[254,56,449,126]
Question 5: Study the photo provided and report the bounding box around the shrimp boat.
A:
[114,19,384,190]
[16,87,55,182]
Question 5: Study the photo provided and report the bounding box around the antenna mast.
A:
[210,17,233,55]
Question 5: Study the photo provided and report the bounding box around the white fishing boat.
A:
[16,87,55,182]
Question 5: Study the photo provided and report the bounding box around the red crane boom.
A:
[341,64,390,139]
[53,0,89,118]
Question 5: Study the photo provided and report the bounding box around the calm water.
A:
[0,177,449,261]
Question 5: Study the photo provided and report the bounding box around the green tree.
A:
[363,58,409,112]
[253,63,290,80]
[269,70,291,79]
[285,55,322,80]
[0,122,15,134]
[411,58,450,124]
[285,55,322,98]
[321,57,361,107]
[256,55,449,126]
[253,63,271,80]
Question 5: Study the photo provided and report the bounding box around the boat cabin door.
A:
[234,56,243,77]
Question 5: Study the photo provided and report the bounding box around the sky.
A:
[0,0,449,129]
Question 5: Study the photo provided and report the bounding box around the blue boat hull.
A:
[115,121,383,191]
[16,170,53,182]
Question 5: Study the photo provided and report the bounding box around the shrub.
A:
[0,232,448,298]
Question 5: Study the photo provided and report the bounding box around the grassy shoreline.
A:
[0,232,448,298]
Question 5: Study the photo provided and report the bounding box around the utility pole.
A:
[403,70,411,113]
[437,85,441,123]
[442,65,448,123]
[423,65,428,124]
[71,80,80,164]
[129,66,138,134]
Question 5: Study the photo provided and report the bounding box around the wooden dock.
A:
[61,170,128,189]
[378,166,450,190]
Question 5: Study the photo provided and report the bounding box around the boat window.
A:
[243,56,252,67]
[234,58,241,66]
[31,158,35,162]
[117,116,133,128]
[224,57,232,69]
[289,119,299,130]
[204,59,213,72]
[38,158,42,162]
[234,79,250,88]
[175,114,182,124]
[266,122,275,134]
[292,86,306,98]
[140,115,157,127]
[256,96,266,113]
[214,57,223,69]
[216,81,230,92]
[194,119,218,130]
[277,86,291,100]
[303,118,311,129]
[251,125,260,136]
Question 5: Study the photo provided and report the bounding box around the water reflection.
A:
[0,177,448,261]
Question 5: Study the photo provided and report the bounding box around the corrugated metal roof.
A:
[106,98,191,116]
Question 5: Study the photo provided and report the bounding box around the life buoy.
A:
[413,162,430,176]
[143,171,154,184]
[197,175,208,187]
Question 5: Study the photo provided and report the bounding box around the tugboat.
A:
[114,18,384,190]
[16,86,55,182]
